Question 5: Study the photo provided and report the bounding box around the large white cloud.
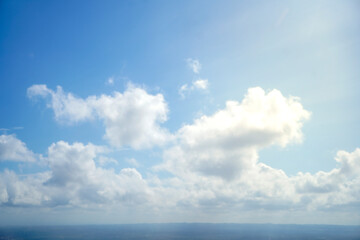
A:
[27,84,171,149]
[161,87,311,180]
[153,88,359,215]
[0,134,36,162]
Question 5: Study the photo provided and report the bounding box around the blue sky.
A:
[0,0,359,225]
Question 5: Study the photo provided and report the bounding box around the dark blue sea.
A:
[0,223,359,240]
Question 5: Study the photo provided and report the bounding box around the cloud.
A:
[0,137,359,222]
[293,149,360,209]
[164,87,310,180]
[0,141,153,207]
[275,8,289,27]
[179,79,209,98]
[0,134,36,162]
[107,77,114,85]
[90,85,171,149]
[27,84,171,149]
[97,156,118,166]
[178,84,188,98]
[0,170,49,206]
[193,79,208,90]
[3,85,359,223]
[27,85,94,123]
[45,141,103,187]
[44,141,152,206]
[187,58,201,74]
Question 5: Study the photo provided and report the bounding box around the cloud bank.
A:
[0,86,359,224]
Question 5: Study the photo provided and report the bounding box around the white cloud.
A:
[178,79,209,98]
[90,85,171,149]
[0,170,50,206]
[27,84,171,149]
[187,58,201,74]
[293,148,360,209]
[164,87,310,180]
[0,135,36,162]
[4,85,359,223]
[27,85,94,123]
[178,84,188,98]
[0,141,153,207]
[193,79,208,90]
[0,140,359,223]
[27,84,50,98]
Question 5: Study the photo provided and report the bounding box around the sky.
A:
[0,0,359,225]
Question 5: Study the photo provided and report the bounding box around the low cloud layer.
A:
[1,86,359,224]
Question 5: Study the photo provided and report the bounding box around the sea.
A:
[0,223,359,240]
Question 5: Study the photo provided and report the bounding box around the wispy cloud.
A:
[106,77,114,85]
[186,58,201,74]
[179,79,209,98]
[275,8,289,27]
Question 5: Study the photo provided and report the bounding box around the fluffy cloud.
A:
[156,88,357,212]
[0,141,153,207]
[164,87,310,180]
[293,148,360,209]
[44,141,152,206]
[27,84,171,149]
[27,85,94,123]
[3,86,359,223]
[0,134,36,162]
[90,86,170,149]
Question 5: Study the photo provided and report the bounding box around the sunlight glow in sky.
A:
[0,0,359,225]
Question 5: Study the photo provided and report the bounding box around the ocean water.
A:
[0,223,359,240]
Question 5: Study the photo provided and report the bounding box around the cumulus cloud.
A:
[27,84,171,149]
[0,170,49,206]
[0,134,36,162]
[164,87,310,180]
[90,86,170,149]
[44,141,151,206]
[186,58,201,74]
[3,85,359,223]
[0,141,153,207]
[293,148,360,209]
